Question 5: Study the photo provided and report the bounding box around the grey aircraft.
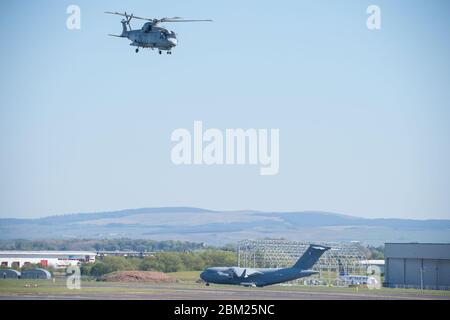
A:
[200,244,330,287]
[105,11,212,54]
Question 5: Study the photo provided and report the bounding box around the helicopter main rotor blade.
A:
[160,18,213,23]
[105,12,212,23]
[105,12,154,22]
[104,11,148,21]
[105,11,128,17]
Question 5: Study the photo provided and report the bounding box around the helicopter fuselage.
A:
[124,27,177,51]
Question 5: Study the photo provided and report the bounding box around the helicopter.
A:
[105,11,212,54]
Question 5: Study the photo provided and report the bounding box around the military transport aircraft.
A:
[200,244,330,287]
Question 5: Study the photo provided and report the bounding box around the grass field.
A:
[168,271,202,281]
[167,271,450,297]
[0,278,450,299]
[1,274,450,300]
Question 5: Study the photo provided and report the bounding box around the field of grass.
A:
[0,277,449,299]
[168,270,201,281]
[0,279,165,296]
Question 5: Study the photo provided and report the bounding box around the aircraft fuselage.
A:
[200,267,318,287]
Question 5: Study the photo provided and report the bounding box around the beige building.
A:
[0,251,96,269]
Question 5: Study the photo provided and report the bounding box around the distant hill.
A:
[1,207,449,245]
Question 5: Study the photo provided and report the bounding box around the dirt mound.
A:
[101,271,177,283]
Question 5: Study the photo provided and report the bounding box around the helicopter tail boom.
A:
[120,20,129,36]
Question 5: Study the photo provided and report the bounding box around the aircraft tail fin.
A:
[292,244,330,270]
[121,20,129,36]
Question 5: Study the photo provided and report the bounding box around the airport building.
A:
[237,239,369,274]
[0,251,96,269]
[359,260,385,274]
[21,268,52,280]
[384,243,450,290]
[1,269,21,279]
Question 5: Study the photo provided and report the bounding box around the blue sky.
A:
[0,0,449,219]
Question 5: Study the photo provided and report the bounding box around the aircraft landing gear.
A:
[167,51,172,55]
[135,48,139,53]
[205,283,210,286]
[159,50,162,55]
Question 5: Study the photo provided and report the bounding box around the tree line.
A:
[0,239,211,252]
[81,250,236,276]
[367,245,384,259]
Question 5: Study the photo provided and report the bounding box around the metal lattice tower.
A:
[237,239,370,278]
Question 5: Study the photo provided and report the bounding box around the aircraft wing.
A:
[230,267,263,278]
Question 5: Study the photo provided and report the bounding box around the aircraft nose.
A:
[200,271,207,281]
[168,38,177,46]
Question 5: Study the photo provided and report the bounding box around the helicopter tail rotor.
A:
[124,11,133,31]
[106,11,134,31]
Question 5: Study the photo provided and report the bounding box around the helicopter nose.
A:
[168,38,177,47]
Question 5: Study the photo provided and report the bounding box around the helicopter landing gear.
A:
[135,48,139,53]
